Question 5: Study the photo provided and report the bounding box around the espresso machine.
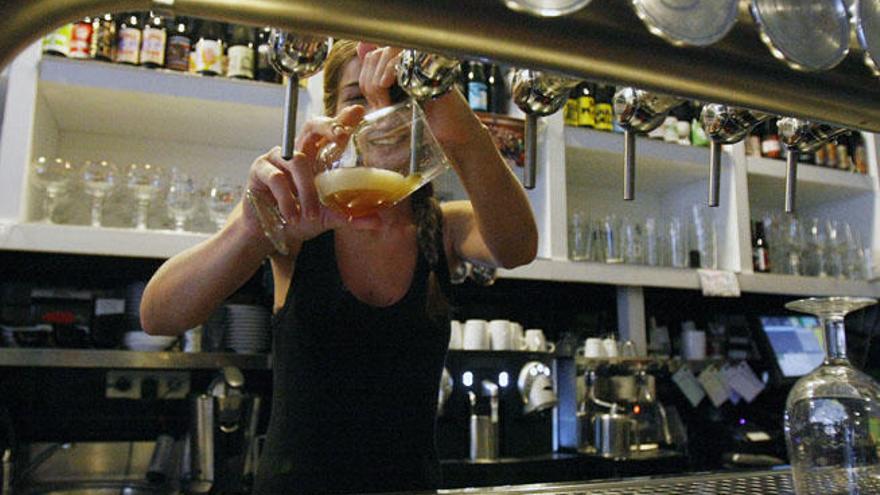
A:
[183,367,261,495]
[575,362,686,460]
[437,352,558,460]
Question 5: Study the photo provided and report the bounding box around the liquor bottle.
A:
[457,62,470,101]
[466,61,489,112]
[853,133,869,174]
[255,27,279,83]
[564,87,579,127]
[91,13,115,61]
[194,20,225,76]
[752,221,771,273]
[745,129,762,156]
[760,120,782,159]
[593,84,614,132]
[165,17,192,72]
[226,25,255,80]
[68,17,93,59]
[487,63,507,114]
[577,82,596,128]
[115,13,142,65]
[689,102,709,147]
[836,134,852,171]
[141,12,167,69]
[42,24,72,57]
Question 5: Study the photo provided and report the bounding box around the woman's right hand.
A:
[240,105,380,251]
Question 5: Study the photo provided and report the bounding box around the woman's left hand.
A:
[357,44,402,110]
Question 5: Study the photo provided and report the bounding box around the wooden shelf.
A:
[0,222,208,258]
[0,348,271,369]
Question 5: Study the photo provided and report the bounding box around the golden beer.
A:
[315,168,422,218]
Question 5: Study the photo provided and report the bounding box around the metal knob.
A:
[700,104,769,207]
[512,69,578,189]
[613,88,683,200]
[778,117,849,213]
[268,30,331,159]
[395,49,461,101]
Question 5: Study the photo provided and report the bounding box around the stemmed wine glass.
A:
[31,156,74,223]
[166,168,196,232]
[784,296,880,495]
[207,177,241,231]
[82,160,117,227]
[127,163,164,230]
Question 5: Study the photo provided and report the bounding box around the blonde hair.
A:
[323,40,359,117]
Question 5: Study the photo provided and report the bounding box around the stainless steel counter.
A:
[434,469,799,495]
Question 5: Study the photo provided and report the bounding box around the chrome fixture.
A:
[778,118,850,213]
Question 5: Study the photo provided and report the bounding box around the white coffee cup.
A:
[524,329,555,353]
[583,338,605,358]
[463,319,489,350]
[488,319,516,351]
[682,329,707,360]
[449,320,463,350]
[511,322,525,350]
[602,338,620,358]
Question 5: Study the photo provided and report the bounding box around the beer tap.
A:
[778,118,850,213]
[700,104,770,207]
[268,31,331,160]
[512,69,578,189]
[395,49,461,101]
[613,88,683,200]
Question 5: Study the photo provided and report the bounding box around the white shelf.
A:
[501,258,878,297]
[746,156,874,208]
[564,127,720,195]
[738,272,878,298]
[0,222,208,258]
[37,57,305,151]
[499,258,701,290]
[0,348,271,369]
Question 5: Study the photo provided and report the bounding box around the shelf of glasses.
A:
[499,258,702,289]
[0,222,209,258]
[0,347,271,370]
[738,272,879,297]
[746,156,874,207]
[37,57,308,151]
[564,127,724,194]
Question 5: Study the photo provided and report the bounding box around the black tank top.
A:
[253,228,451,494]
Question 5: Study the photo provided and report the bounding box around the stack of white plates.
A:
[224,304,270,354]
[123,331,177,352]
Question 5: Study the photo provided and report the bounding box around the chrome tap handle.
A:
[396,49,461,100]
[708,141,723,207]
[524,114,539,188]
[778,117,849,213]
[623,130,637,201]
[784,150,799,213]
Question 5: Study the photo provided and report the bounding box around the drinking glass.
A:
[248,99,452,255]
[644,217,661,266]
[127,163,164,230]
[31,156,74,223]
[603,214,623,264]
[825,220,846,279]
[668,216,687,268]
[208,177,241,231]
[805,218,828,277]
[82,160,117,227]
[623,218,644,265]
[781,215,804,276]
[569,210,591,261]
[691,205,717,269]
[166,169,196,232]
[784,296,880,495]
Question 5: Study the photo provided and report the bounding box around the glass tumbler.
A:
[82,160,117,227]
[784,296,880,495]
[569,210,591,261]
[31,156,74,223]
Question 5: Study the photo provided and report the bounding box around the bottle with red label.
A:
[760,120,782,159]
[115,13,142,65]
[140,11,167,69]
[91,13,115,61]
[68,17,93,59]
[165,17,192,72]
[194,20,225,76]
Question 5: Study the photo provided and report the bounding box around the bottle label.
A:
[141,27,166,66]
[594,103,613,131]
[761,138,781,156]
[577,96,595,128]
[166,35,191,71]
[92,21,115,60]
[468,82,488,112]
[68,22,93,58]
[42,25,72,56]
[116,27,141,64]
[753,247,770,273]
[195,39,223,74]
[564,99,579,126]
[227,45,255,79]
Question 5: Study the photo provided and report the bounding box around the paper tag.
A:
[95,298,125,316]
[698,366,730,407]
[697,269,741,297]
[746,431,771,442]
[672,366,705,408]
[725,362,766,403]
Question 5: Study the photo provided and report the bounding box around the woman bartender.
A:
[140,40,538,494]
